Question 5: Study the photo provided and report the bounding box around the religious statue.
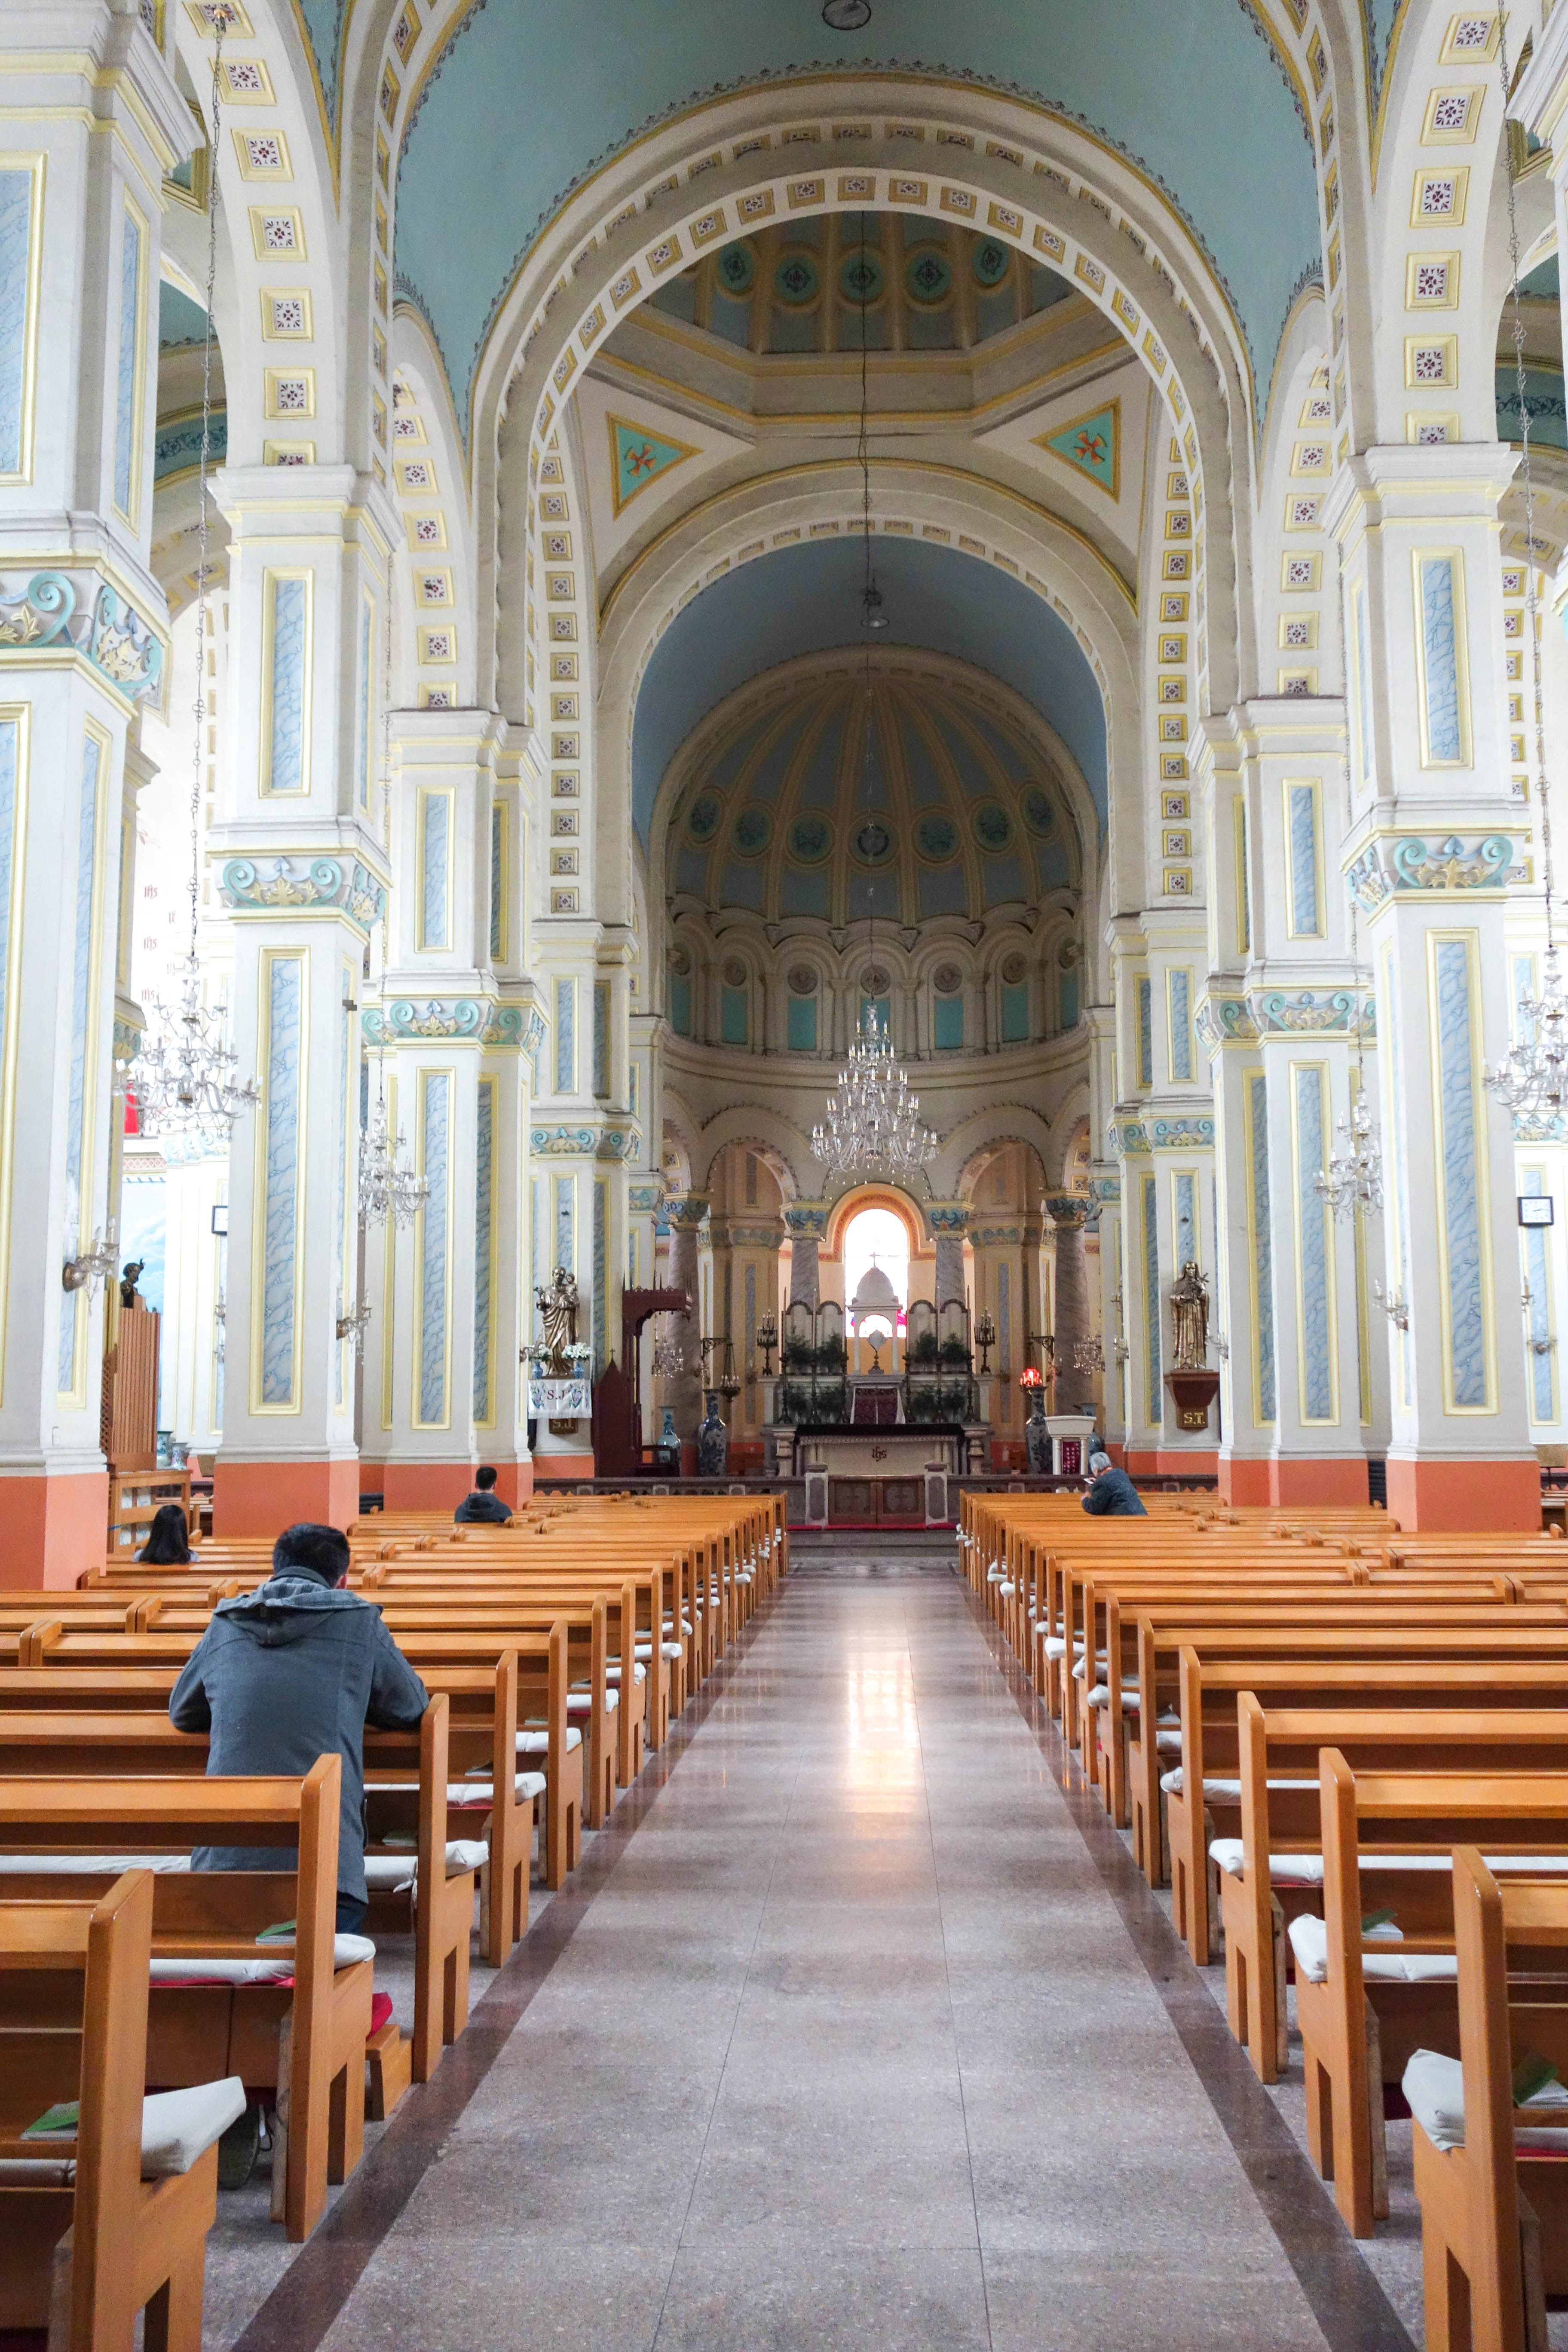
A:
[1169,1260,1210,1371]
[1024,1394,1051,1476]
[533,1267,581,1375]
[119,1259,145,1310]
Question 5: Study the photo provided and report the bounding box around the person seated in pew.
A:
[1081,1450,1147,1517]
[454,1464,512,1526]
[139,1499,193,1562]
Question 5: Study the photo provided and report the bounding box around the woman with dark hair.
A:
[139,1502,193,1564]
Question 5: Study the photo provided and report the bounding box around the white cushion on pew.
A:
[147,1936,373,1984]
[735,1571,752,1584]
[140,2079,248,2177]
[1084,1685,1140,1712]
[0,2159,76,2184]
[1161,1771,1316,1800]
[661,1642,683,1660]
[1041,1637,1068,1660]
[1403,2049,1568,2154]
[1156,1730,1182,1755]
[363,1840,488,1890]
[999,1581,1015,1597]
[0,1853,192,1874]
[604,1662,647,1683]
[1209,1838,1325,1885]
[516,1727,582,1755]
[453,1771,547,1805]
[566,1688,618,1713]
[1286,1914,1457,1984]
[986,1569,1003,1583]
[1072,1654,1110,1681]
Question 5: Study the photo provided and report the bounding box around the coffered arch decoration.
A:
[659,650,1086,936]
[462,80,1301,719]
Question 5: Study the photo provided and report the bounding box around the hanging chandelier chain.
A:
[1497,15,1555,940]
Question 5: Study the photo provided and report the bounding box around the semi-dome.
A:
[665,661,1080,928]
[851,1261,903,1321]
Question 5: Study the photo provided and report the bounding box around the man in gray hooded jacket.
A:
[168,1521,428,1932]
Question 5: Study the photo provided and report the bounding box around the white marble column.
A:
[0,10,190,1580]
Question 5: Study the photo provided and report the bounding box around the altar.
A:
[788,1422,976,1528]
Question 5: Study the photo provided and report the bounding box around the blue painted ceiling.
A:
[632,536,1108,848]
[395,1,1320,437]
[667,669,1078,928]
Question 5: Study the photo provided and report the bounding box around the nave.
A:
[211,1555,1411,2352]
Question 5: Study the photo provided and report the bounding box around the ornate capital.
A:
[783,1202,828,1240]
[1045,1193,1090,1227]
[1350,830,1527,909]
[925,1201,971,1234]
[530,1124,642,1162]
[364,996,524,1047]
[224,854,386,933]
[0,569,166,708]
[663,1192,711,1228]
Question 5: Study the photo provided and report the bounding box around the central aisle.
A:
[319,1564,1340,2351]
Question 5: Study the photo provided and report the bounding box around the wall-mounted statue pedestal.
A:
[1165,1370,1220,1434]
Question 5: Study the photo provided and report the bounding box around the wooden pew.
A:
[1216,1703,1568,2085]
[1408,1850,1568,2352]
[1299,1755,1568,2236]
[0,1868,241,2351]
[0,1759,368,2241]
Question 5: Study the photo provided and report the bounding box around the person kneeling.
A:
[1081,1449,1146,1516]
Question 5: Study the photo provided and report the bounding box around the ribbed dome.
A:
[851,1262,902,1319]
[666,667,1077,927]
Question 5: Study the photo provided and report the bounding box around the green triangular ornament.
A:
[609,413,699,516]
[1035,400,1120,499]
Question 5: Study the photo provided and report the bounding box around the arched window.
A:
[842,1206,910,1344]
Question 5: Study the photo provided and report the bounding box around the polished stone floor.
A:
[216,1560,1417,2351]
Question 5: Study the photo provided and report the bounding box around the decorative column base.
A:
[1385,1455,1540,1532]
[1219,1454,1371,1507]
[0,1464,110,1589]
[214,1454,361,1537]
[381,1461,478,1513]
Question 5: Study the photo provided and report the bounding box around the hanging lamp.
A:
[811,214,937,1187]
[132,11,261,1149]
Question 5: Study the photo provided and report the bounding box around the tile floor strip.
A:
[963,1584,1417,2352]
[227,1606,771,2352]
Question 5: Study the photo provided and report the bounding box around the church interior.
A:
[7,1,1568,2346]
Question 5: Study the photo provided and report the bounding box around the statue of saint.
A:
[1169,1260,1209,1371]
[533,1267,581,1375]
[119,1259,145,1311]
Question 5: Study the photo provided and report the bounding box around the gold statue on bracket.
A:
[1168,1260,1210,1371]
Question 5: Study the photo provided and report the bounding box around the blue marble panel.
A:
[1287,785,1321,936]
[1354,588,1375,786]
[1137,977,1153,1088]
[1169,971,1193,1083]
[418,1072,450,1425]
[1293,1066,1334,1421]
[554,977,574,1094]
[58,735,101,1392]
[997,1260,1011,1379]
[593,980,610,1098]
[1522,1168,1553,1423]
[268,577,308,795]
[113,207,140,516]
[0,723,19,1049]
[1419,556,1464,764]
[1513,955,1536,1045]
[0,169,34,475]
[1384,956,1415,1407]
[1433,939,1488,1407]
[473,1079,493,1422]
[356,594,373,811]
[592,1178,606,1374]
[489,804,503,961]
[554,1173,574,1277]
[420,791,449,946]
[1174,1171,1196,1270]
[260,957,303,1406]
[1249,1073,1276,1424]
[1142,1176,1161,1424]
[334,984,350,1409]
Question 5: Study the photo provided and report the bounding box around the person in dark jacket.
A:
[168,1521,428,1927]
[454,1464,512,1525]
[1081,1449,1148,1517]
[140,1501,193,1563]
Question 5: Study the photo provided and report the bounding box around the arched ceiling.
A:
[648,217,1072,355]
[392,3,1320,434]
[631,535,1108,845]
[667,662,1079,928]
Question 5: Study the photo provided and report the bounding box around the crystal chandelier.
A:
[813,1002,938,1182]
[132,11,260,1150]
[357,1093,428,1229]
[1485,23,1566,1121]
[810,211,939,1190]
[1314,1082,1384,1220]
